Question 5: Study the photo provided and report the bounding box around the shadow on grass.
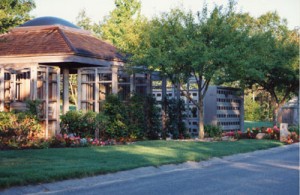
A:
[0,140,283,189]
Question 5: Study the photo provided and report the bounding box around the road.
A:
[1,143,299,195]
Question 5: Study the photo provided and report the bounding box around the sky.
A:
[30,0,300,30]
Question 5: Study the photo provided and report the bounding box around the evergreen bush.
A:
[165,98,187,139]
[204,125,222,138]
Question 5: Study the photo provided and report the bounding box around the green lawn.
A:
[0,140,283,188]
[244,121,273,131]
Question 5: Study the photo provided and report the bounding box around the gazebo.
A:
[0,17,150,138]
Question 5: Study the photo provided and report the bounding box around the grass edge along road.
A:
[0,139,284,189]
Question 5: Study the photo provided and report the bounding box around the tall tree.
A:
[226,12,299,125]
[0,0,35,33]
[135,2,247,139]
[76,9,94,32]
[99,0,146,56]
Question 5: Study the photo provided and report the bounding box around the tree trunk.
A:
[272,100,287,126]
[272,103,279,126]
[198,94,204,139]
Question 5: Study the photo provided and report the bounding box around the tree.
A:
[0,0,35,34]
[227,12,299,125]
[99,0,147,56]
[76,9,94,32]
[134,2,247,139]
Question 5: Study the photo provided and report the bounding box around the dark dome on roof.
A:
[20,16,80,29]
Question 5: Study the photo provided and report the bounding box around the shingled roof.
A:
[0,17,123,63]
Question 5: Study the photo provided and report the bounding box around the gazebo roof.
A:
[0,17,123,66]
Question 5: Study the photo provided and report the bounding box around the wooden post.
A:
[62,68,69,114]
[77,68,82,110]
[112,65,118,94]
[130,73,135,94]
[30,66,38,100]
[0,68,4,111]
[11,73,16,102]
[45,67,49,138]
[94,68,99,112]
[56,68,61,135]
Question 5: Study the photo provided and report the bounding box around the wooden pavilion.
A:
[0,17,150,138]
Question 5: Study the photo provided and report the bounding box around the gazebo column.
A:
[55,68,61,135]
[0,68,4,111]
[30,65,38,100]
[77,68,82,110]
[62,68,69,114]
[94,68,99,112]
[112,65,118,94]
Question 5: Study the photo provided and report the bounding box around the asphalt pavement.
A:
[1,143,299,195]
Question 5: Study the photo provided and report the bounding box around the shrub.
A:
[80,111,97,137]
[126,94,146,140]
[102,95,128,140]
[204,125,222,138]
[288,126,299,136]
[95,113,110,139]
[25,99,43,118]
[60,110,83,135]
[0,112,41,149]
[60,110,97,137]
[143,95,161,140]
[165,98,187,139]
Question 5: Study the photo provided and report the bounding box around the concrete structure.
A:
[152,82,244,135]
[278,97,299,126]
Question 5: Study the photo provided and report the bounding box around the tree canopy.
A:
[0,0,35,34]
[225,12,299,124]
[99,0,147,57]
[75,0,299,129]
[132,2,249,138]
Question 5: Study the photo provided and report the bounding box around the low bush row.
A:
[0,112,42,149]
[0,94,190,149]
[204,124,299,144]
[60,94,161,141]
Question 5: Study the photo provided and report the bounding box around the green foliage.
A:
[76,9,94,32]
[60,94,161,141]
[165,98,187,139]
[95,113,110,139]
[102,95,128,139]
[244,94,261,121]
[60,110,97,137]
[0,112,41,149]
[0,0,36,33]
[225,11,299,124]
[60,110,84,135]
[288,126,299,136]
[98,0,147,57]
[131,3,248,139]
[143,95,161,139]
[25,99,43,119]
[204,125,222,138]
[80,111,97,137]
[126,94,146,140]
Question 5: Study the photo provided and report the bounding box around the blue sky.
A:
[31,0,299,30]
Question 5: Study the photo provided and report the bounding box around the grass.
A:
[0,139,284,189]
[244,121,273,131]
